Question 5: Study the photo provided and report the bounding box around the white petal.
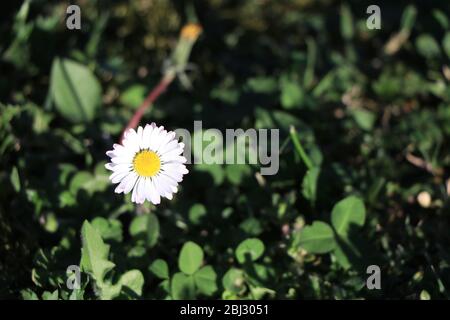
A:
[149,125,164,151]
[159,140,179,155]
[105,162,115,171]
[158,131,177,153]
[153,130,168,153]
[158,174,178,195]
[131,177,140,203]
[149,178,161,204]
[115,172,138,194]
[161,153,187,164]
[109,169,130,184]
[109,163,133,173]
[111,155,133,164]
[155,175,170,195]
[115,172,134,193]
[141,124,153,149]
[123,129,140,153]
[137,177,147,203]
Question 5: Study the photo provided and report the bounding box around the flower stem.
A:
[120,72,175,143]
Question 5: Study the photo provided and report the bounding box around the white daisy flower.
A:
[105,123,188,205]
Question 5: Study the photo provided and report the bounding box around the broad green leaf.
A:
[101,270,145,300]
[235,238,265,264]
[280,79,304,109]
[50,58,101,123]
[149,259,169,279]
[247,263,276,287]
[120,84,146,109]
[189,203,207,225]
[331,196,366,237]
[416,34,441,59]
[129,213,159,247]
[250,286,276,299]
[118,270,144,297]
[225,164,251,185]
[193,265,217,296]
[351,109,376,131]
[295,221,335,254]
[21,289,38,300]
[178,241,204,275]
[420,290,431,300]
[239,217,263,236]
[333,239,359,270]
[246,77,278,93]
[91,217,123,242]
[171,272,196,299]
[222,268,245,294]
[42,290,58,300]
[69,170,109,196]
[80,220,115,283]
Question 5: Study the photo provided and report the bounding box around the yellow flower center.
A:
[133,150,161,177]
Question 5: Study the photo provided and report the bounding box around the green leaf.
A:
[118,270,145,297]
[432,9,449,29]
[69,170,109,196]
[225,164,251,185]
[189,203,207,225]
[10,166,21,192]
[120,84,146,109]
[50,58,101,123]
[340,4,354,40]
[401,5,417,32]
[239,217,263,236]
[80,220,115,283]
[420,290,431,300]
[91,217,123,242]
[129,213,159,248]
[416,34,441,59]
[222,268,245,294]
[235,238,265,264]
[331,196,366,237]
[149,259,169,279]
[295,221,335,254]
[351,109,376,131]
[21,289,39,300]
[246,77,278,93]
[100,269,145,300]
[194,265,217,296]
[302,167,320,204]
[178,241,204,275]
[171,272,196,299]
[280,79,304,109]
[332,237,362,270]
[42,290,58,300]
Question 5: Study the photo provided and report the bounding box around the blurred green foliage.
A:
[1,0,450,299]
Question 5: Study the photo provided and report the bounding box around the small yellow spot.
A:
[180,23,202,41]
[133,150,161,177]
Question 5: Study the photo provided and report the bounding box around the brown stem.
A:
[120,72,175,143]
